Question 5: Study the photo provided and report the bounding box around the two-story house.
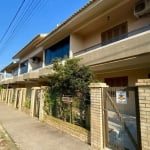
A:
[1,0,150,87]
[0,0,150,149]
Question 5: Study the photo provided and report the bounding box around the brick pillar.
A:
[8,89,14,106]
[0,89,2,102]
[18,89,22,111]
[39,86,48,121]
[7,89,11,106]
[5,88,9,103]
[14,88,19,108]
[136,79,150,150]
[10,89,14,104]
[3,89,7,102]
[21,88,27,108]
[30,88,36,117]
[18,88,26,111]
[14,88,17,108]
[9,89,13,104]
[89,83,108,150]
[30,87,40,117]
[0,89,4,102]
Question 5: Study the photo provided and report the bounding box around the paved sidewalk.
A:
[0,102,90,150]
[0,124,18,150]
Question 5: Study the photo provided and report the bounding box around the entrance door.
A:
[103,87,141,150]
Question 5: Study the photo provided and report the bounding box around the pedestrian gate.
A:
[103,87,141,150]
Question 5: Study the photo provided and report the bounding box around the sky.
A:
[0,0,89,71]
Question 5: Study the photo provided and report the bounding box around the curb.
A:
[0,122,20,150]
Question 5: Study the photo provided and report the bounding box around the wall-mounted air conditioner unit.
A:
[134,0,150,17]
[32,57,41,64]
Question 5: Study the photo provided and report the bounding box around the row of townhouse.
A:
[0,0,150,149]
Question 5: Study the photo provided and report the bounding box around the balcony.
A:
[0,75,24,84]
[75,25,150,67]
[23,70,39,81]
[39,66,54,77]
[0,77,13,85]
[13,75,24,83]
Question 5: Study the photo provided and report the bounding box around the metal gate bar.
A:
[103,87,139,150]
[106,91,137,149]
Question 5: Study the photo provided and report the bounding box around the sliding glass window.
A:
[13,67,19,76]
[20,60,28,74]
[45,37,70,65]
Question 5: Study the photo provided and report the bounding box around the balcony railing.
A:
[74,25,150,56]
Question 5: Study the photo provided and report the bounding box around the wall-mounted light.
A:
[107,16,110,21]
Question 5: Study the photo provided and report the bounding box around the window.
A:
[20,60,28,74]
[104,76,128,87]
[135,0,145,12]
[45,37,70,65]
[101,22,128,45]
[13,67,18,76]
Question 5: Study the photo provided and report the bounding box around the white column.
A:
[42,49,45,68]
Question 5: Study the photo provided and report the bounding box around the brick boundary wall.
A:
[2,80,150,150]
[136,79,150,150]
[44,115,90,143]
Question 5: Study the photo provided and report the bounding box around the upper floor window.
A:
[20,60,28,74]
[45,37,70,65]
[101,22,128,45]
[13,67,18,76]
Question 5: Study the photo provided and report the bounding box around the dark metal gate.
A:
[103,87,141,150]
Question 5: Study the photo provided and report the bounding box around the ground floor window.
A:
[104,76,128,87]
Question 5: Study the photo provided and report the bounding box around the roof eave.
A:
[13,34,47,59]
[1,61,19,73]
[37,0,98,48]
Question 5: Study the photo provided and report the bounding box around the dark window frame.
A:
[104,76,128,87]
[45,37,70,65]
[20,60,28,74]
[101,22,128,45]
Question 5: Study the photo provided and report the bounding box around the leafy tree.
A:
[48,58,94,99]
[44,58,94,128]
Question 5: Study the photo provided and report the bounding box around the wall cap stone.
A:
[41,86,49,90]
[31,87,41,90]
[89,82,108,88]
[136,79,150,86]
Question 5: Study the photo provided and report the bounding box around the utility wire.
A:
[3,0,36,45]
[1,0,48,51]
[0,0,26,43]
[7,0,42,42]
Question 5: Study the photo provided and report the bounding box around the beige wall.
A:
[2,0,150,88]
[128,15,150,32]
[20,47,43,63]
[82,31,100,50]
[71,0,150,54]
[70,34,84,53]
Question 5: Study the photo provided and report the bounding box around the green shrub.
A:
[24,98,31,108]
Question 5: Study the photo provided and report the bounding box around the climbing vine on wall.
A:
[44,58,95,129]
